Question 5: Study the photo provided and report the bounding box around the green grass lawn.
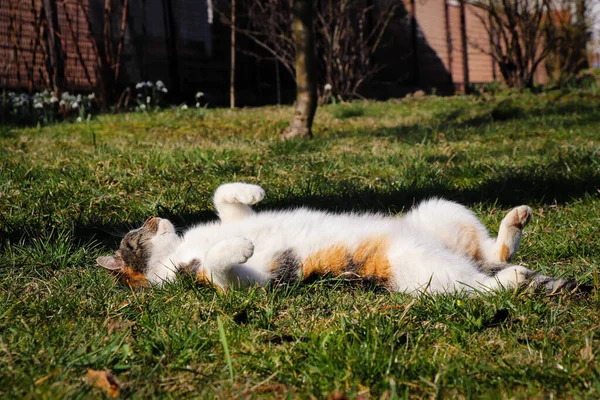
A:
[1,90,600,398]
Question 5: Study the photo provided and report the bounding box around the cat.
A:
[97,182,589,295]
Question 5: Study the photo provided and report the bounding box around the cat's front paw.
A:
[215,183,265,205]
[225,237,255,265]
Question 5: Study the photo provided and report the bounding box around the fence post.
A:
[410,0,419,84]
[459,1,469,92]
[230,0,235,108]
[162,0,180,95]
[444,0,453,85]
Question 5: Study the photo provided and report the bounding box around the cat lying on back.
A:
[97,182,589,295]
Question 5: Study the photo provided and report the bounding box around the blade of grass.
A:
[216,315,234,383]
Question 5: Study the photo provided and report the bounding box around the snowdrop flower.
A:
[196,92,204,98]
[146,96,151,104]
[88,93,95,100]
[196,102,200,108]
[72,102,79,109]
[156,80,164,88]
[59,99,66,106]
[161,87,168,93]
[140,104,146,110]
[180,104,188,110]
[34,102,43,109]
[146,81,153,88]
[50,96,58,103]
[136,82,144,89]
[77,117,82,122]
[324,83,332,91]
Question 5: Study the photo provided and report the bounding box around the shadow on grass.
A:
[56,163,599,249]
[0,156,597,251]
[268,170,600,213]
[366,98,600,143]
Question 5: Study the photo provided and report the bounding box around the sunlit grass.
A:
[1,90,600,398]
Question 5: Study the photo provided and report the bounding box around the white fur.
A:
[213,183,265,222]
[139,183,547,295]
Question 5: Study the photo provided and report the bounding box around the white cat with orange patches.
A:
[97,183,589,295]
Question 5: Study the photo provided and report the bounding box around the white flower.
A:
[77,117,82,123]
[34,102,44,109]
[88,93,95,100]
[196,102,200,108]
[161,87,168,93]
[146,81,153,88]
[324,83,332,91]
[180,104,188,110]
[59,99,66,106]
[156,80,164,88]
[196,92,204,98]
[135,82,144,89]
[146,96,151,104]
[72,102,79,109]
[140,104,146,110]
[50,96,58,103]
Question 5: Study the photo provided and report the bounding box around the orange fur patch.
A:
[352,237,392,281]
[193,265,224,292]
[301,237,392,283]
[196,269,212,285]
[499,244,511,262]
[457,225,484,262]
[302,244,349,278]
[113,267,149,288]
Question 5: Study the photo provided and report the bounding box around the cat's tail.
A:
[485,264,593,295]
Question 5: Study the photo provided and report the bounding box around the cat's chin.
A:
[152,232,181,255]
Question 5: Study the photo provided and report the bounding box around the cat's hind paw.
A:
[502,205,532,230]
[214,183,265,206]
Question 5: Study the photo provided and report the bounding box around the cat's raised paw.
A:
[226,237,255,265]
[215,183,265,206]
[506,205,532,229]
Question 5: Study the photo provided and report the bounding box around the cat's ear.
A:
[97,256,125,271]
[142,216,160,233]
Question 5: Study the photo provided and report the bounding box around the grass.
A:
[1,90,600,398]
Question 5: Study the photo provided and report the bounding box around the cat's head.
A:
[96,217,180,287]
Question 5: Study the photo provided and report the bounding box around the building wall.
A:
[0,0,97,91]
[1,0,549,98]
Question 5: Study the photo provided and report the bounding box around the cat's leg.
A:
[401,198,493,263]
[202,237,255,289]
[483,205,533,264]
[481,264,589,294]
[404,200,533,267]
[213,183,265,223]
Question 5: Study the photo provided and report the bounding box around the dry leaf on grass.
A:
[86,369,121,398]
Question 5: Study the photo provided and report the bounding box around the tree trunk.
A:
[43,0,65,92]
[282,0,317,140]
